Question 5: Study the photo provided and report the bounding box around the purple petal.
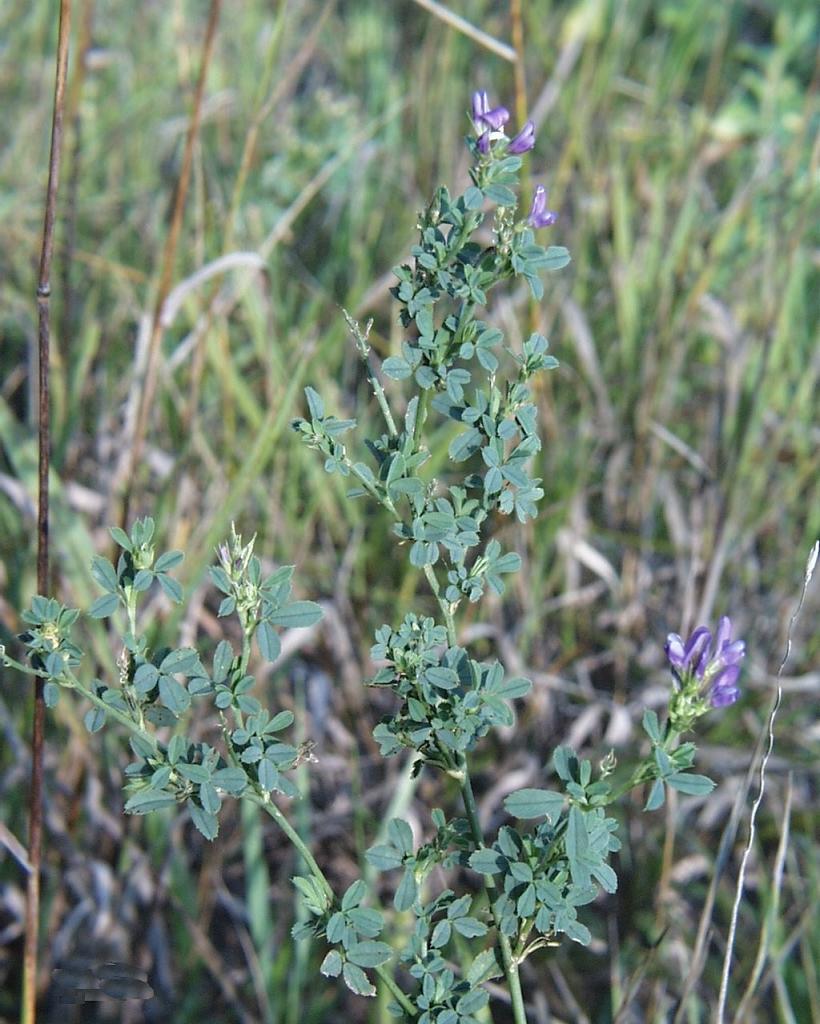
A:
[718,639,745,667]
[709,664,741,707]
[527,185,558,229]
[508,121,535,154]
[714,615,733,652]
[472,90,490,122]
[683,627,712,677]
[477,131,490,154]
[479,105,510,131]
[665,633,686,670]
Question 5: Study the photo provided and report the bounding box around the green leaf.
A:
[84,707,106,733]
[132,569,154,592]
[89,593,120,619]
[342,879,366,911]
[158,676,191,715]
[154,550,184,573]
[644,778,666,811]
[212,640,234,682]
[256,621,281,662]
[463,186,484,209]
[199,781,221,815]
[167,734,187,765]
[504,788,564,822]
[467,948,502,986]
[158,573,183,603]
[348,906,383,938]
[484,184,516,206]
[457,987,490,1015]
[189,802,219,840]
[642,708,661,742]
[326,911,346,944]
[566,806,590,886]
[366,844,404,871]
[109,526,132,551]
[452,916,487,938]
[91,556,119,593]
[542,245,571,270]
[267,601,323,629]
[469,848,505,875]
[211,767,247,795]
[387,818,414,855]
[160,647,200,676]
[424,665,459,690]
[394,868,417,912]
[320,950,343,978]
[43,682,59,708]
[448,427,483,462]
[346,941,392,968]
[257,759,278,792]
[176,762,210,785]
[342,962,376,998]
[666,772,715,796]
[133,662,159,694]
[304,386,325,421]
[496,676,532,699]
[268,709,295,732]
[517,882,537,918]
[124,789,177,814]
[382,356,412,380]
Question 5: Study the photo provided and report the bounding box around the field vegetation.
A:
[0,1,817,1021]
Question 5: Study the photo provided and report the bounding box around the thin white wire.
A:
[716,540,819,1023]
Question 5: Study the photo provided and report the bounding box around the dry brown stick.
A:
[24,4,73,1022]
[114,0,221,528]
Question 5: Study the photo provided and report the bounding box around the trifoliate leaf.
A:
[503,788,564,822]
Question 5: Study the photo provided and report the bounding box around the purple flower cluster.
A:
[665,616,745,707]
[472,90,536,156]
[471,91,558,231]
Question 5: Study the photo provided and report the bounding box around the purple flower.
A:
[665,615,745,708]
[471,89,510,131]
[472,90,490,122]
[508,120,536,154]
[527,185,558,229]
[471,90,512,156]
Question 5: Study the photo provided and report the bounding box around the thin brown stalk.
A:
[113,0,221,528]
[24,4,72,1022]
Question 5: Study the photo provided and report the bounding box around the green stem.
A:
[344,308,398,440]
[606,728,681,805]
[345,457,400,518]
[412,389,429,450]
[423,564,456,647]
[249,792,417,1017]
[458,760,529,1024]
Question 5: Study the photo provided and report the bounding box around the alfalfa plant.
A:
[7,92,744,1024]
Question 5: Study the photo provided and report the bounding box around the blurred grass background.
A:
[0,0,818,1021]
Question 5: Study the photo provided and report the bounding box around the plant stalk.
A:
[250,793,416,1018]
[458,762,529,1024]
[24,4,72,1019]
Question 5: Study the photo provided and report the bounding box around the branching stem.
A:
[458,759,529,1024]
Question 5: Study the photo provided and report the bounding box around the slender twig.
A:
[344,309,398,439]
[411,0,517,62]
[113,0,221,528]
[716,541,818,1023]
[24,7,72,1020]
[458,762,529,1024]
